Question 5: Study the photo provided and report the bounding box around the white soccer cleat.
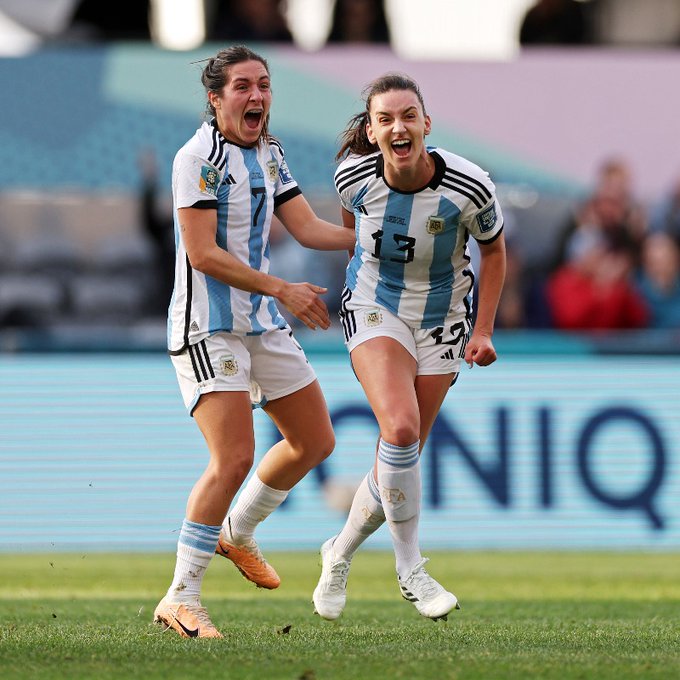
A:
[312,536,351,620]
[398,558,460,621]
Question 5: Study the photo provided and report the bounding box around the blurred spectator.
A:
[649,175,680,245]
[519,0,592,46]
[208,0,293,42]
[545,235,649,330]
[327,0,390,44]
[495,242,526,329]
[551,157,647,273]
[591,0,680,47]
[636,232,680,329]
[138,149,175,317]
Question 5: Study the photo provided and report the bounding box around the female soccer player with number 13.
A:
[313,73,506,622]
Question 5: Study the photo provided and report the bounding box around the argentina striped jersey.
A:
[168,121,301,353]
[335,147,504,329]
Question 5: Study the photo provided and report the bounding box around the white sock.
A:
[377,438,422,579]
[166,519,220,604]
[226,472,288,543]
[333,470,386,561]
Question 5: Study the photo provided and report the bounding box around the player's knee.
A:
[297,430,336,466]
[212,447,253,486]
[380,422,419,448]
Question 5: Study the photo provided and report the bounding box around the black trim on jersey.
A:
[269,137,284,156]
[374,152,446,195]
[339,287,356,342]
[190,199,218,209]
[183,253,193,350]
[335,157,378,195]
[444,168,492,204]
[210,118,265,153]
[440,179,485,209]
[461,233,475,320]
[475,223,504,245]
[427,151,447,189]
[208,122,228,170]
[167,254,195,356]
[335,154,377,184]
[274,186,302,208]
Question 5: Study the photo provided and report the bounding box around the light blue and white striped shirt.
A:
[335,147,504,329]
[168,121,300,352]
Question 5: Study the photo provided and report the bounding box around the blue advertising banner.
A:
[0,353,678,551]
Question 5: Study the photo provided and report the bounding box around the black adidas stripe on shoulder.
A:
[444,168,492,203]
[335,157,378,194]
[335,155,377,184]
[440,177,486,210]
[207,126,227,170]
[269,136,284,156]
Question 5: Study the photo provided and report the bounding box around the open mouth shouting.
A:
[391,138,412,157]
[244,108,264,130]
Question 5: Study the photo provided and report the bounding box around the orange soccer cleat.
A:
[153,597,223,639]
[215,525,280,589]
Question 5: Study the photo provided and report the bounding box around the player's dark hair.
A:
[201,45,271,143]
[336,73,427,160]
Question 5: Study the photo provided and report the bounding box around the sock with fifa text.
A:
[376,438,423,579]
[333,469,386,561]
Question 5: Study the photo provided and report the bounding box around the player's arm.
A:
[275,194,355,251]
[179,206,330,330]
[465,231,506,367]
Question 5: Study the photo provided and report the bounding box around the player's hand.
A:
[278,282,331,330]
[464,332,497,368]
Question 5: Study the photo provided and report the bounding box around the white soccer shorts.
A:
[171,327,317,415]
[339,287,470,375]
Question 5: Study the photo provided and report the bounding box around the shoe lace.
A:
[241,538,267,563]
[185,603,216,631]
[404,559,441,600]
[326,558,350,593]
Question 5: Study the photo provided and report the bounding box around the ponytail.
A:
[336,111,377,160]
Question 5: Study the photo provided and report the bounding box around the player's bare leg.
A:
[218,380,334,588]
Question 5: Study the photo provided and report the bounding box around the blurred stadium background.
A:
[1,0,679,554]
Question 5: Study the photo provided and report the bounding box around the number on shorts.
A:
[430,321,466,345]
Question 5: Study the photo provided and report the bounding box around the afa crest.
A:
[266,160,278,183]
[426,216,445,235]
[364,309,383,327]
[219,354,239,376]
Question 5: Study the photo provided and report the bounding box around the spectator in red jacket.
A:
[546,233,648,330]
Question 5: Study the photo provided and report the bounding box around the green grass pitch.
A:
[1,551,678,679]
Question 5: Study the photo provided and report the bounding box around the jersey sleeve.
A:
[334,156,362,212]
[172,151,222,210]
[269,139,301,208]
[464,175,504,244]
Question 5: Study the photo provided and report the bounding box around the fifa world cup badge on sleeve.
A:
[476,203,497,233]
[278,159,294,185]
[199,165,218,196]
[219,354,239,376]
